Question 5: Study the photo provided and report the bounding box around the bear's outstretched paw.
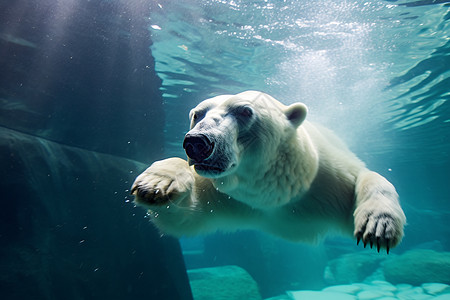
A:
[354,211,404,254]
[131,175,174,205]
[131,158,194,207]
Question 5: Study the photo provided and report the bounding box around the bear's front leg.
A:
[353,171,406,253]
[131,157,224,237]
[131,157,195,207]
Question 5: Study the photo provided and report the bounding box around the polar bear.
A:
[131,91,406,253]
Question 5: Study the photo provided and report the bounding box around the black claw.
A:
[386,239,390,254]
[364,241,367,248]
[377,243,380,253]
[370,241,373,249]
[357,237,361,245]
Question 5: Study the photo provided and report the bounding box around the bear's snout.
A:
[183,133,214,162]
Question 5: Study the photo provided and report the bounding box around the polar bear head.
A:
[183,91,308,184]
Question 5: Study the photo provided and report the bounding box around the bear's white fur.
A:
[131,91,406,252]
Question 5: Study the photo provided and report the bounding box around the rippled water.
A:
[148,4,450,289]
[148,0,450,160]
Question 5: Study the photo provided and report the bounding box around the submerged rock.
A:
[188,265,262,300]
[422,283,450,296]
[324,251,386,284]
[357,289,395,299]
[322,284,362,294]
[0,127,192,299]
[287,290,356,300]
[286,281,450,300]
[395,287,433,300]
[383,249,450,285]
[370,280,397,292]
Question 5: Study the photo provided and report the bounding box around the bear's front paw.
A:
[354,208,404,254]
[131,174,175,205]
[131,158,194,207]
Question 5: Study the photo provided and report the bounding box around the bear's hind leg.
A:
[353,171,406,253]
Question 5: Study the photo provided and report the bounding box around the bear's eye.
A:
[234,106,253,119]
[192,110,205,122]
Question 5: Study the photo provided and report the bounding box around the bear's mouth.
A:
[194,163,225,175]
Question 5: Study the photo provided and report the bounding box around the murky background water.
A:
[1,0,449,299]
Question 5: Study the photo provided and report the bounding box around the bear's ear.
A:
[284,103,308,128]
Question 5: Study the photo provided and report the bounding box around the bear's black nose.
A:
[183,134,214,162]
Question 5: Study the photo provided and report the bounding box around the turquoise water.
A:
[150,0,450,159]
[149,0,450,298]
[1,0,449,299]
